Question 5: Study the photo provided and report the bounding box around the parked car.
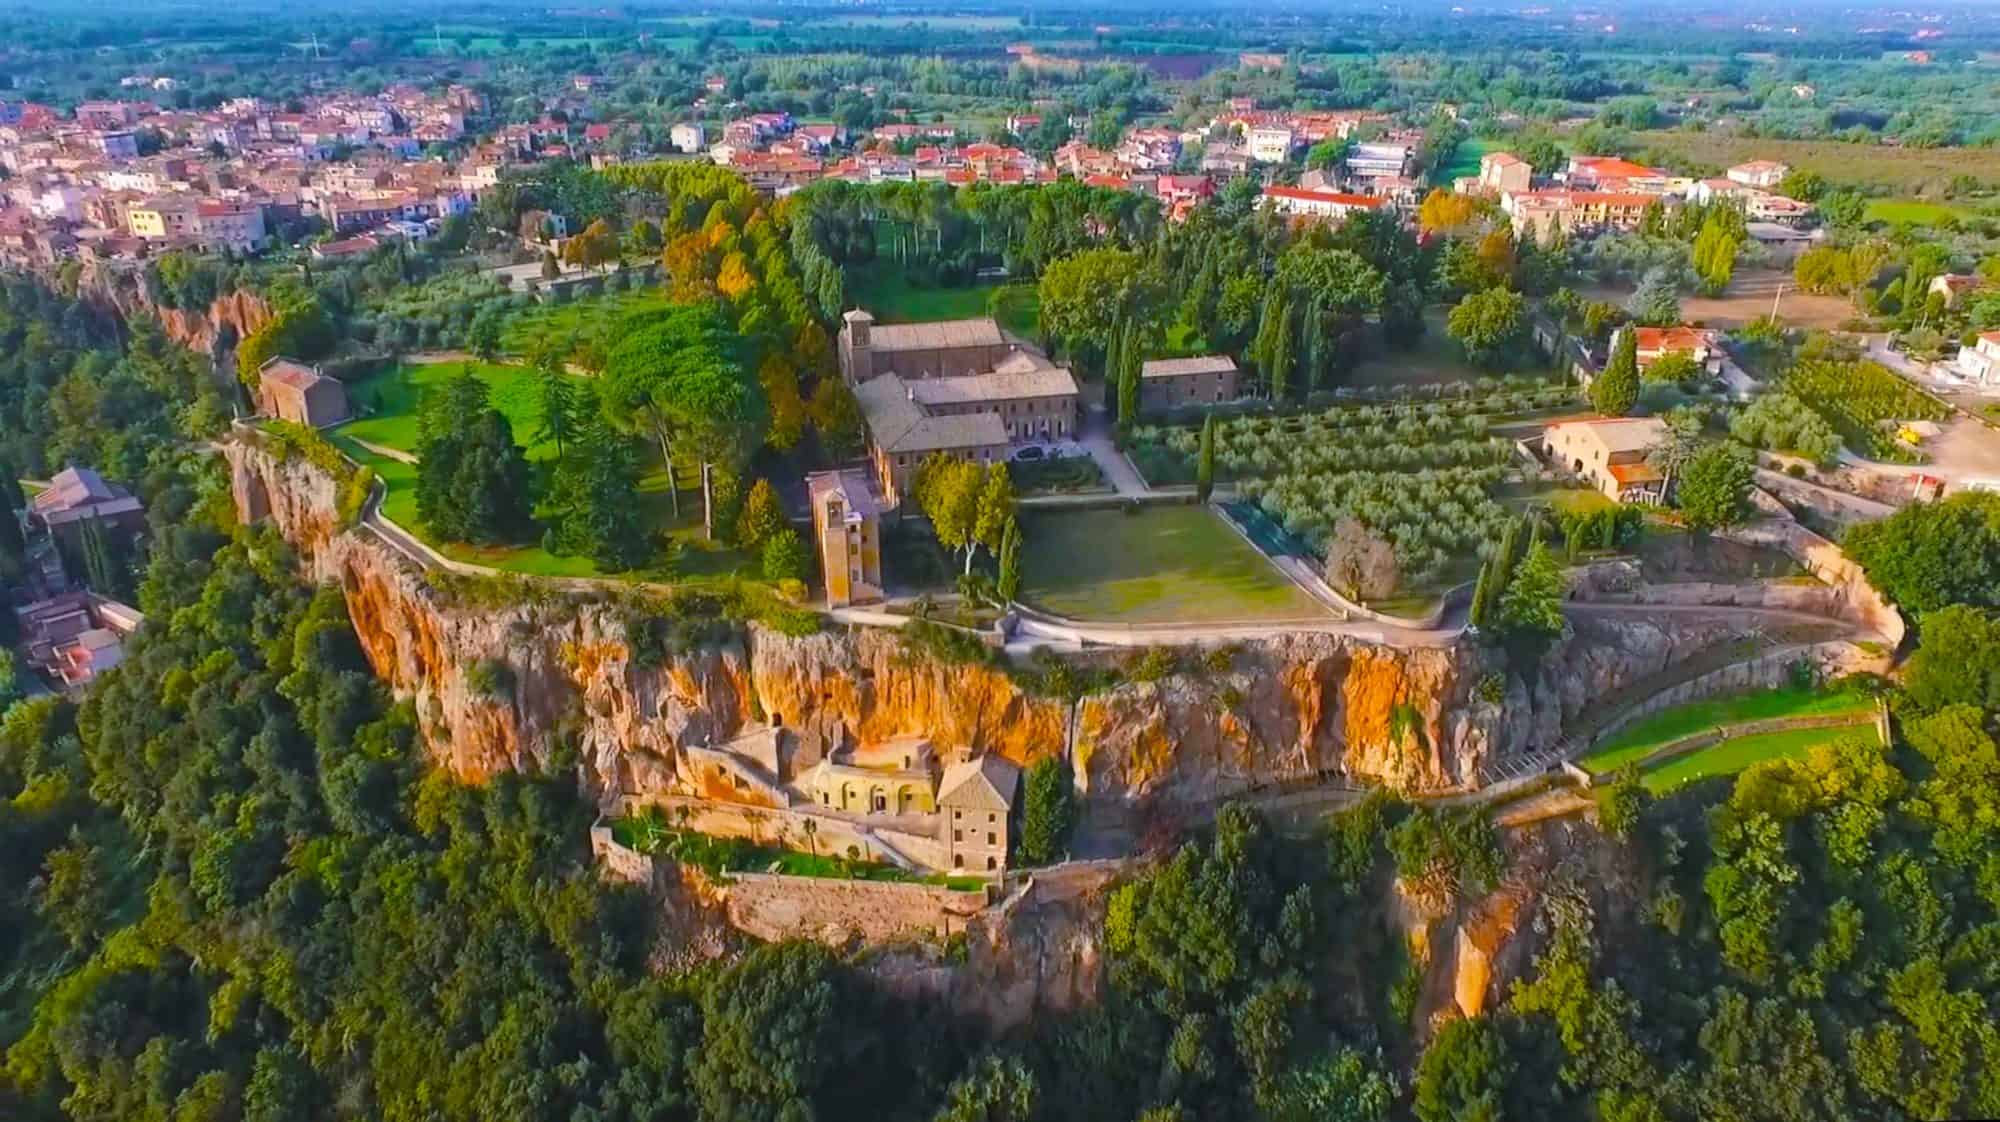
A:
[1011,445,1048,463]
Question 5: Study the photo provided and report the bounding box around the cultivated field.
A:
[1632,130,2000,193]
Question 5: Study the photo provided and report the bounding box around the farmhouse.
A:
[1947,331,2000,386]
[1630,325,1722,375]
[1139,355,1241,411]
[255,357,351,428]
[1545,417,1670,502]
[1453,151,1531,196]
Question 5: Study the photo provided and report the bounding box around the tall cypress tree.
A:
[80,514,118,595]
[0,459,24,582]
[996,516,1022,603]
[1268,299,1296,403]
[1591,327,1640,416]
[1195,414,1216,502]
[1116,321,1140,435]
[1468,558,1492,630]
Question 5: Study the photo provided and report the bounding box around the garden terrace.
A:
[1015,505,1326,624]
[1639,722,1883,795]
[1578,683,1877,777]
[610,817,985,891]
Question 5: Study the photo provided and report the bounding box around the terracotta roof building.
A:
[256,357,350,428]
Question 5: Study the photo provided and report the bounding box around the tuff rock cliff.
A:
[224,439,1773,806]
[81,260,275,360]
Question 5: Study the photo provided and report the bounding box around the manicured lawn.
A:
[1579,684,1874,775]
[335,358,760,580]
[1642,721,1880,794]
[848,262,1033,330]
[341,360,581,463]
[500,289,664,356]
[1017,505,1326,623]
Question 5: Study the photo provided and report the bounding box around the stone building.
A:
[839,311,1079,506]
[838,311,1016,384]
[939,752,1020,874]
[256,357,350,428]
[806,735,940,816]
[807,469,886,607]
[1139,355,1240,412]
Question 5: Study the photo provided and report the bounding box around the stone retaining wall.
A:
[722,871,990,944]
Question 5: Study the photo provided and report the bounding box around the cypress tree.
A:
[1195,414,1216,502]
[1488,518,1522,612]
[80,514,117,595]
[1468,558,1492,630]
[1268,299,1296,403]
[1591,327,1640,416]
[1116,322,1140,435]
[996,516,1022,603]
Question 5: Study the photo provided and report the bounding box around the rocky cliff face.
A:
[224,440,1784,806]
[82,261,274,360]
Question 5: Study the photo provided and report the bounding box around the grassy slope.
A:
[1017,505,1324,623]
[1642,721,1880,794]
[1632,130,2000,192]
[1580,685,1873,774]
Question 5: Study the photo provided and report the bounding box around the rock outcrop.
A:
[81,261,275,362]
[224,439,1801,807]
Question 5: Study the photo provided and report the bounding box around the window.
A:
[986,856,997,870]
[988,813,996,823]
[954,809,961,820]
[953,854,964,868]
[987,832,996,846]
[954,829,962,841]
[821,792,829,805]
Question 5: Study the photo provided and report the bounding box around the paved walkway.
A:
[345,436,418,464]
[1076,405,1151,497]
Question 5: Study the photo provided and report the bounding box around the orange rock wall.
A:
[225,440,1767,808]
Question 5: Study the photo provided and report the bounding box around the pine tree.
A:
[996,516,1022,603]
[1195,415,1216,502]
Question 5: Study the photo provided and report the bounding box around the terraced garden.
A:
[1578,682,1880,793]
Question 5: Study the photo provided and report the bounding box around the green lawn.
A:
[1438,137,1495,186]
[1347,308,1556,389]
[331,360,755,581]
[341,360,573,462]
[1865,198,1970,226]
[1642,721,1880,794]
[500,289,664,357]
[1579,685,1874,775]
[1017,505,1326,623]
[848,263,1038,332]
